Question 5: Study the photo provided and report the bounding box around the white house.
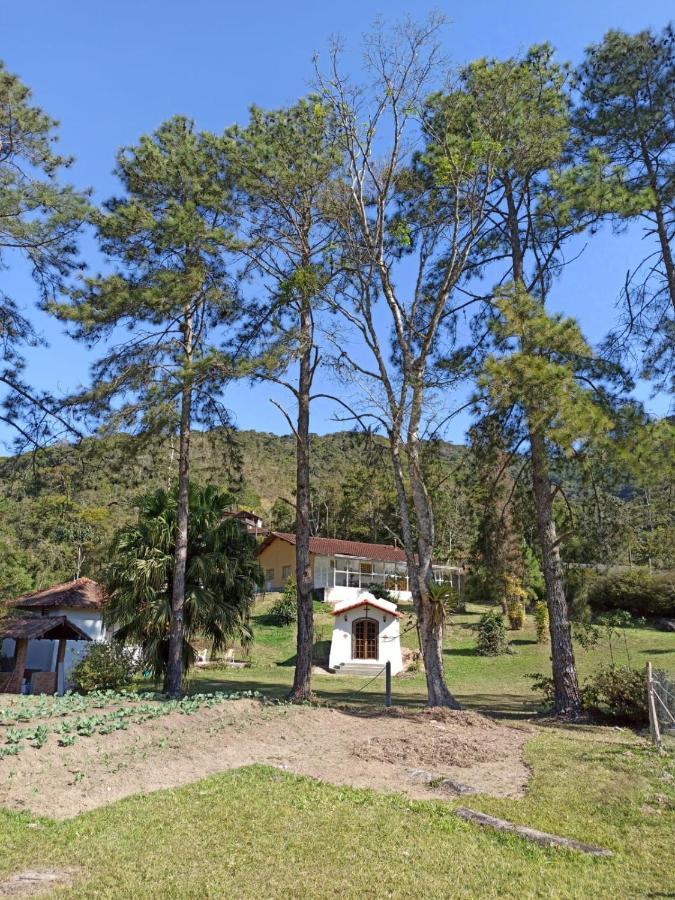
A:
[0,577,108,694]
[257,532,463,604]
[328,591,404,675]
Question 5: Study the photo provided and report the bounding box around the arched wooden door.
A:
[352,618,379,660]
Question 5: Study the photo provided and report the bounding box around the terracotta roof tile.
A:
[10,577,107,611]
[259,532,409,563]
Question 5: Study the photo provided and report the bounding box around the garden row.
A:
[0,689,263,759]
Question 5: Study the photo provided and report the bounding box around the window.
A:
[282,565,292,580]
[360,562,373,576]
[265,568,275,583]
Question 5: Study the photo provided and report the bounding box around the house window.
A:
[265,568,275,584]
[360,562,373,576]
[282,565,292,580]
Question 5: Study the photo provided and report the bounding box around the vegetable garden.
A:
[0,690,262,759]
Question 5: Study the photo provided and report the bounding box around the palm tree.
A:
[104,484,262,689]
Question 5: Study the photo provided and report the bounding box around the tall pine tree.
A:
[55,117,239,697]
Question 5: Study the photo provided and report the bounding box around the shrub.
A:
[502,575,527,629]
[69,642,139,694]
[527,663,648,724]
[586,569,674,619]
[367,583,394,602]
[269,577,297,625]
[534,601,549,642]
[476,611,510,656]
[581,665,648,725]
[526,672,555,706]
[506,598,525,630]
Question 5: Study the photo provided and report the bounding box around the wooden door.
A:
[353,618,379,660]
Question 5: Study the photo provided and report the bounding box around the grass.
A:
[0,596,673,897]
[0,732,672,898]
[190,596,675,718]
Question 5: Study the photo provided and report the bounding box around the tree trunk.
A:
[289,298,314,702]
[389,431,460,709]
[640,140,675,310]
[529,426,581,716]
[166,309,194,698]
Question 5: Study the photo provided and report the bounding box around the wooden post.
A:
[56,639,67,696]
[385,661,392,708]
[647,662,661,747]
[7,638,28,694]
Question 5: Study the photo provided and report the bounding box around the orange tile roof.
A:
[259,532,409,563]
[10,577,107,611]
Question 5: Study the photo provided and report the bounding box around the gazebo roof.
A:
[11,577,107,611]
[0,615,92,642]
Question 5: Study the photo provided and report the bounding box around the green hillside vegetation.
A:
[0,426,672,599]
[0,429,470,594]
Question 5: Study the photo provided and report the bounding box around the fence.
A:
[646,662,675,747]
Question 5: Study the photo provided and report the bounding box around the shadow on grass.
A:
[252,613,287,627]
[187,670,539,720]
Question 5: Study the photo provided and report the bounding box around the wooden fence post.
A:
[647,661,661,747]
[385,661,392,708]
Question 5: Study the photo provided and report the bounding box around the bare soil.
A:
[0,700,532,819]
[0,869,78,897]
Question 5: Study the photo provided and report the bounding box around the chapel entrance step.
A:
[333,663,385,676]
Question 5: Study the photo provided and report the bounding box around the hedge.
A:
[586,570,674,619]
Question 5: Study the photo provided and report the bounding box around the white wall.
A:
[324,585,412,604]
[328,606,403,674]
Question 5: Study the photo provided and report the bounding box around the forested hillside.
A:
[0,429,468,594]
[1,424,671,600]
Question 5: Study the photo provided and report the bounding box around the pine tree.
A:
[481,286,621,714]
[576,26,674,385]
[0,60,89,448]
[440,45,603,715]
[54,117,239,697]
[225,99,341,701]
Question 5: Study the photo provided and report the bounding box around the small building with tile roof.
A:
[1,577,109,694]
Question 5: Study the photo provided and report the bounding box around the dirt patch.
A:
[0,869,77,897]
[0,700,533,819]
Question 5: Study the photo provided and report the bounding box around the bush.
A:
[502,575,527,629]
[534,601,549,642]
[506,598,525,630]
[269,577,297,625]
[526,672,555,706]
[581,665,648,725]
[69,642,138,693]
[586,569,674,619]
[527,664,648,725]
[476,611,510,656]
[367,583,394,602]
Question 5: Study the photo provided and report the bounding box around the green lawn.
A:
[190,597,675,718]
[0,597,673,898]
[0,731,673,898]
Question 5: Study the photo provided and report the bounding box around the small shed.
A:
[328,591,404,675]
[0,616,92,695]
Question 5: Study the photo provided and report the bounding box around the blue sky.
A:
[1,0,672,447]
